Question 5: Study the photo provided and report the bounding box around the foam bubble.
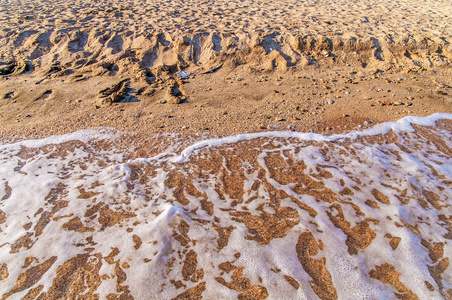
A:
[0,114,451,299]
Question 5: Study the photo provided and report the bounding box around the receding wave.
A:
[0,114,452,299]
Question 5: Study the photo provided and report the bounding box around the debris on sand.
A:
[97,79,130,105]
[166,79,187,104]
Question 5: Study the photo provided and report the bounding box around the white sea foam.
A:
[0,114,451,299]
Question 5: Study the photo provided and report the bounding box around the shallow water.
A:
[1,114,452,299]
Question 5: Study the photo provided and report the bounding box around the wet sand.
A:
[1,0,452,299]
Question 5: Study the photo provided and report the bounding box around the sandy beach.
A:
[0,0,451,141]
[1,0,452,299]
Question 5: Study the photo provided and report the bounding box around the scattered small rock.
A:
[3,91,14,99]
[436,90,448,95]
[160,99,167,104]
[328,100,334,104]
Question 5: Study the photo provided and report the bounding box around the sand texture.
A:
[0,0,451,141]
[0,0,452,299]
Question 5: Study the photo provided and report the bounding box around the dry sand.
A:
[0,0,452,142]
[1,0,452,299]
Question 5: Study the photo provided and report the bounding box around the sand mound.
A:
[1,0,452,82]
[1,27,451,79]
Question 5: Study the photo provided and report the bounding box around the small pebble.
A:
[160,99,167,104]
[11,100,17,103]
[328,100,334,104]
[76,99,82,103]
[406,102,413,106]
[277,118,286,122]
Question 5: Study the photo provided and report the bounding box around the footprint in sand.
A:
[33,89,52,102]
